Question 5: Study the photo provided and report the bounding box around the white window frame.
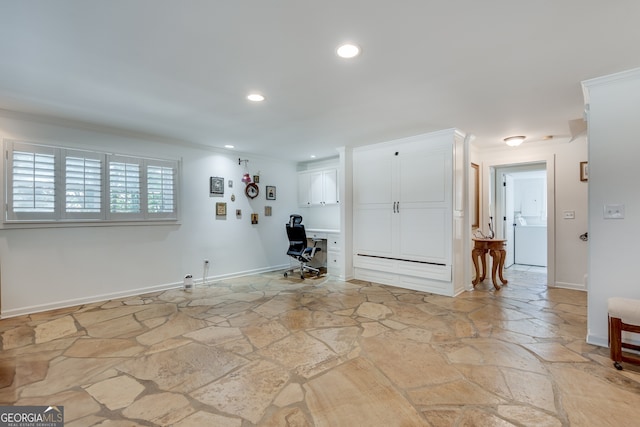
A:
[4,139,180,224]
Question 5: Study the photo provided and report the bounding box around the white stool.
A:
[608,297,640,370]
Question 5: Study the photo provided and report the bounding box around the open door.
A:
[504,173,515,268]
[495,163,547,269]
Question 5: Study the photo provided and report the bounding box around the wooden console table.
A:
[472,238,508,290]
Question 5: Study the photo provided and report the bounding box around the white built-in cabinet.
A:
[326,232,342,277]
[298,168,338,206]
[353,129,466,296]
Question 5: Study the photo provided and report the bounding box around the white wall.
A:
[0,112,298,317]
[476,136,588,290]
[583,68,640,347]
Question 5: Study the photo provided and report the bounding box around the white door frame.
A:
[483,154,555,287]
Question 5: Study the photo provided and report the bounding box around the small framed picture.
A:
[251,213,258,224]
[266,185,276,200]
[580,161,588,182]
[216,202,227,216]
[210,177,224,196]
[236,209,242,217]
[253,175,260,184]
[265,206,272,216]
[228,180,233,188]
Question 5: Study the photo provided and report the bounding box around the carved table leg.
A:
[489,249,502,290]
[479,249,487,282]
[472,248,483,286]
[498,249,508,285]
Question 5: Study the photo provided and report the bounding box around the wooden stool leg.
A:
[609,316,623,370]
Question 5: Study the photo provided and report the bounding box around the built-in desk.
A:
[306,228,341,277]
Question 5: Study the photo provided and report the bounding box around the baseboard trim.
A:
[1,264,290,319]
[587,331,640,352]
[586,333,608,348]
[554,281,586,291]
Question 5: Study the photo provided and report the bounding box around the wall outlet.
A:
[563,210,575,219]
[604,204,625,219]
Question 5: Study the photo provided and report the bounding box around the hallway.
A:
[1,271,638,426]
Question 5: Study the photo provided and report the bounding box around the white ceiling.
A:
[1,1,639,161]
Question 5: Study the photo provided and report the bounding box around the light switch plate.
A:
[604,204,625,219]
[563,210,575,219]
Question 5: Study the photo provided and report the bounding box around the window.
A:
[109,156,142,218]
[147,162,176,218]
[8,142,57,221]
[5,140,179,223]
[64,150,103,219]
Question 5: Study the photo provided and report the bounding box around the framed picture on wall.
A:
[580,161,588,181]
[471,163,479,228]
[216,202,227,216]
[266,185,276,200]
[210,176,224,195]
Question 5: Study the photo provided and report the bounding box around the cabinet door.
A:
[297,172,311,206]
[397,148,451,264]
[308,171,324,204]
[353,148,395,256]
[398,208,449,263]
[398,150,448,206]
[322,169,338,204]
[354,206,396,257]
[353,148,393,206]
[302,168,339,205]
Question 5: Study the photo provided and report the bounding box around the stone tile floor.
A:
[1,267,640,426]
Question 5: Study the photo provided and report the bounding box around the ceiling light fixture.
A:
[504,136,526,147]
[224,144,235,149]
[336,43,361,59]
[247,93,265,102]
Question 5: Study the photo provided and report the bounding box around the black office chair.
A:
[284,214,321,279]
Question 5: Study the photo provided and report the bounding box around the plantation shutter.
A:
[7,142,58,221]
[108,156,142,219]
[63,150,103,219]
[147,160,177,219]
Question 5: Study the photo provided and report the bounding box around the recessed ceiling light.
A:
[310,155,317,159]
[224,144,235,149]
[336,43,360,59]
[247,93,265,102]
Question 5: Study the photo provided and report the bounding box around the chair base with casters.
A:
[284,214,322,280]
[283,246,322,279]
[608,297,640,370]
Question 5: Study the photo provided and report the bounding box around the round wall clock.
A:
[245,182,259,199]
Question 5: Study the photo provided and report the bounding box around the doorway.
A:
[491,162,549,284]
